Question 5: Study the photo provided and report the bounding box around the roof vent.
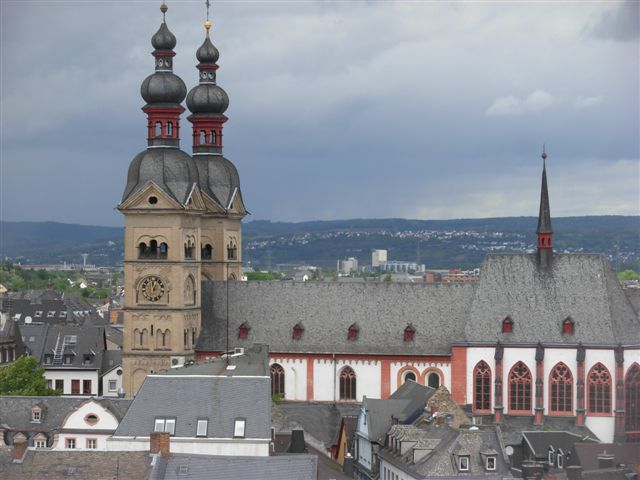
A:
[25,316,32,324]
[233,347,244,356]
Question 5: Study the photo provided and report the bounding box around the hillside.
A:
[1,217,638,270]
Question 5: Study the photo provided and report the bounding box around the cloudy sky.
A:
[1,0,638,227]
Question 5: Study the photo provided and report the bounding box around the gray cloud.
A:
[588,0,640,42]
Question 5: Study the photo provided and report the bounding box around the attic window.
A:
[502,316,513,333]
[84,413,99,426]
[347,323,359,341]
[292,323,304,340]
[234,418,246,438]
[32,407,42,422]
[548,447,555,466]
[154,417,176,435]
[404,325,415,342]
[148,196,158,205]
[196,419,208,437]
[562,317,574,334]
[35,311,43,318]
[486,456,496,471]
[238,323,250,340]
[458,456,470,472]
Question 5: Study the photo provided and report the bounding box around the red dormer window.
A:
[562,317,574,335]
[404,325,415,342]
[502,316,513,333]
[292,323,304,340]
[347,323,359,341]
[238,323,250,340]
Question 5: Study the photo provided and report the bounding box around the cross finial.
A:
[204,0,212,33]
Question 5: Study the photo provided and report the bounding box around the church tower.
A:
[186,11,247,281]
[536,147,553,269]
[119,4,204,396]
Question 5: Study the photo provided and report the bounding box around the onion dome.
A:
[151,22,176,51]
[196,35,219,64]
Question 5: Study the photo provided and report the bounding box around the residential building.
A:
[371,250,387,268]
[338,257,359,274]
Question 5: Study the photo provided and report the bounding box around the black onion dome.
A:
[196,36,219,64]
[151,22,177,51]
[141,72,187,105]
[195,155,242,208]
[122,148,200,206]
[186,84,229,114]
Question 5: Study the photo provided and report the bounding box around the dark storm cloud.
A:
[1,2,638,226]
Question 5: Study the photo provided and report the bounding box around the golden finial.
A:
[205,19,212,31]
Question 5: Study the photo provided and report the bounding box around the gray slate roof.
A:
[198,281,474,355]
[465,254,640,345]
[160,453,317,480]
[114,374,270,439]
[522,431,597,458]
[480,414,597,446]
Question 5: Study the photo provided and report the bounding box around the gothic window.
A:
[474,361,492,412]
[155,122,162,137]
[202,243,213,260]
[184,240,195,259]
[238,323,250,340]
[184,276,196,305]
[166,122,173,137]
[625,363,640,441]
[210,130,217,145]
[292,323,304,340]
[270,363,285,396]
[404,325,415,342]
[227,241,237,260]
[587,363,611,415]
[562,317,574,335]
[549,362,573,414]
[509,361,532,413]
[199,130,206,145]
[183,329,188,348]
[159,242,168,259]
[347,323,359,341]
[340,367,357,400]
[502,316,513,333]
[138,242,148,258]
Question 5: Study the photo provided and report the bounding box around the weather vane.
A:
[205,0,212,32]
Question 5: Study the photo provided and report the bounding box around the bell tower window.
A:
[210,130,216,145]
[199,130,206,145]
[166,122,173,137]
[202,244,213,260]
[227,241,237,260]
[155,122,162,137]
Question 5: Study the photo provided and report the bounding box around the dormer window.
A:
[154,417,176,436]
[458,456,470,472]
[562,317,574,334]
[292,323,304,340]
[238,323,250,340]
[502,316,513,333]
[548,447,555,466]
[347,323,359,341]
[32,406,42,423]
[233,418,246,438]
[403,325,415,342]
[486,456,497,471]
[64,355,74,364]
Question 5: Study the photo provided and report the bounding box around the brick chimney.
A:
[12,432,28,463]
[150,432,170,459]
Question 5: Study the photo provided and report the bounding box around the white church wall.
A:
[270,357,307,401]
[312,358,380,402]
[389,361,450,394]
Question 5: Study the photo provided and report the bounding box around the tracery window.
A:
[340,366,356,401]
[509,361,532,413]
[549,362,573,414]
[474,361,492,412]
[587,363,611,415]
[270,363,285,396]
[625,363,640,442]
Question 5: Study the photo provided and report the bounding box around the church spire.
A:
[537,146,553,268]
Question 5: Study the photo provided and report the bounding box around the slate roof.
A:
[114,374,270,439]
[464,253,640,346]
[522,431,597,459]
[160,344,268,377]
[18,324,49,360]
[159,453,317,480]
[40,324,105,371]
[570,442,640,470]
[0,450,151,480]
[198,281,474,355]
[101,349,122,375]
[0,396,131,439]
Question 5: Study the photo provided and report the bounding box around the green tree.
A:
[618,270,640,281]
[0,356,59,396]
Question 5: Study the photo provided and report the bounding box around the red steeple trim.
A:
[143,105,185,144]
[189,115,227,150]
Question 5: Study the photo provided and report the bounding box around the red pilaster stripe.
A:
[451,346,467,404]
[306,359,314,401]
[381,360,391,399]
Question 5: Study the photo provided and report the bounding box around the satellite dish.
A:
[505,446,514,456]
[25,316,32,324]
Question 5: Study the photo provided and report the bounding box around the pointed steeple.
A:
[536,146,553,268]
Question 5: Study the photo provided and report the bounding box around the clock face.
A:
[140,276,165,302]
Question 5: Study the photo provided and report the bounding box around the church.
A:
[119,4,640,445]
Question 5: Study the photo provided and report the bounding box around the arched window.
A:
[426,372,441,389]
[183,329,188,347]
[292,323,304,340]
[141,328,148,348]
[238,323,250,339]
[227,241,237,260]
[159,242,168,259]
[474,361,492,412]
[149,240,158,258]
[270,363,285,396]
[210,130,217,145]
[587,363,611,415]
[138,242,148,259]
[404,325,415,342]
[509,361,532,413]
[625,363,640,441]
[202,244,213,260]
[502,316,513,333]
[403,371,417,383]
[347,323,359,341]
[550,362,573,414]
[156,329,168,349]
[184,275,196,305]
[340,367,356,401]
[199,130,206,145]
[562,317,574,335]
[166,122,173,137]
[134,328,141,348]
[184,240,194,259]
[155,122,162,137]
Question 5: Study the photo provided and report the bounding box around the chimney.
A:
[12,433,28,463]
[150,432,170,459]
[597,453,615,469]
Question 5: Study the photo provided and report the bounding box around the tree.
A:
[0,356,59,396]
[618,269,640,281]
